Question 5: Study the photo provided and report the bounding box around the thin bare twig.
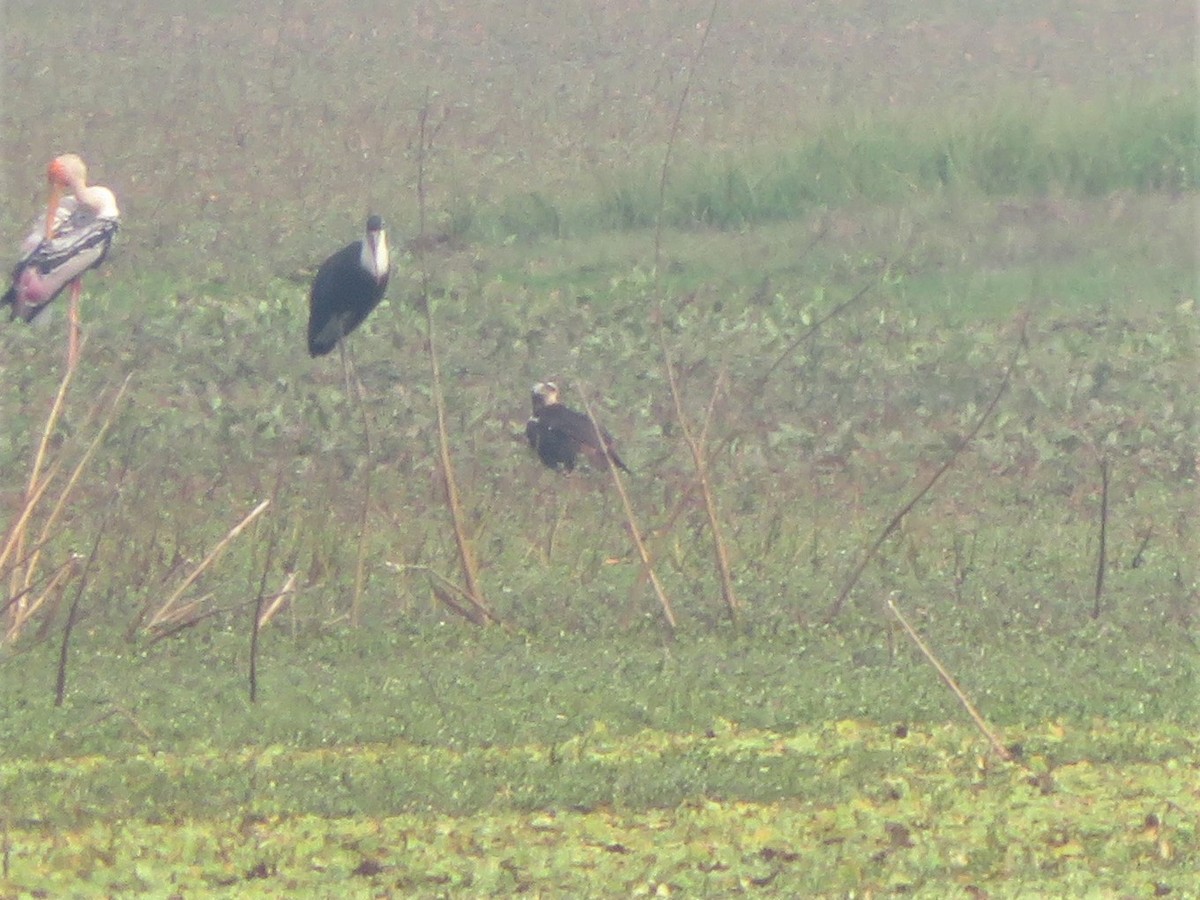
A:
[646,2,728,630]
[1092,455,1109,620]
[758,276,882,388]
[659,348,741,623]
[577,385,676,634]
[886,594,1013,761]
[825,323,1027,621]
[652,0,719,272]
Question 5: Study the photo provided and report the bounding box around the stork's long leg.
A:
[67,278,83,370]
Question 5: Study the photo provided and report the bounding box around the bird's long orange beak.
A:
[44,181,64,240]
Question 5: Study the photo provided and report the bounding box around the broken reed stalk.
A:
[886,594,1013,761]
[647,0,726,629]
[145,498,271,633]
[577,385,677,634]
[825,325,1027,621]
[1092,455,1109,620]
[415,93,492,623]
[257,570,298,630]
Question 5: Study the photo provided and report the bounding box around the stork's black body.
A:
[307,215,390,357]
[525,381,631,474]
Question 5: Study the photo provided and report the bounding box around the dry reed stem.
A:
[576,384,677,633]
[415,94,492,621]
[658,341,741,623]
[249,473,285,702]
[145,498,271,632]
[886,594,1013,761]
[6,355,77,606]
[426,566,503,626]
[21,375,132,594]
[0,457,63,577]
[642,2,723,630]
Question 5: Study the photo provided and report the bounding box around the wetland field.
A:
[1,0,1197,895]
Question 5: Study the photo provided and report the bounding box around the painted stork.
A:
[307,215,390,357]
[525,381,631,474]
[3,153,120,367]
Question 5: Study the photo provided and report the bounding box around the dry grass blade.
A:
[57,486,121,706]
[886,594,1014,762]
[577,384,677,634]
[145,499,271,632]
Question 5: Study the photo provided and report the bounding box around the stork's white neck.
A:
[360,230,389,282]
[77,185,120,219]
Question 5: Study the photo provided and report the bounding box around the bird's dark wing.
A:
[526,415,577,471]
[538,405,630,473]
[307,241,388,357]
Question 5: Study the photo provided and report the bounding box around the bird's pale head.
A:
[48,154,88,189]
[531,381,560,411]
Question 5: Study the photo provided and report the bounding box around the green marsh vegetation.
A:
[1,0,1196,894]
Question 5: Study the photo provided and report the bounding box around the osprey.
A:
[525,381,631,474]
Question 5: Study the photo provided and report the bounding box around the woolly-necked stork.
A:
[525,381,631,474]
[307,215,390,357]
[3,153,120,367]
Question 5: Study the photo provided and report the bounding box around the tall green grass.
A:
[469,87,1197,242]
